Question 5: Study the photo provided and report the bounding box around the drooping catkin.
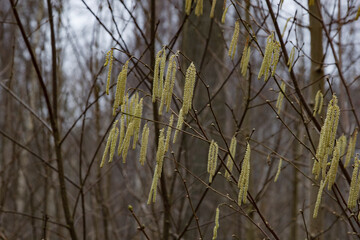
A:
[238,143,251,205]
[118,115,125,155]
[287,47,295,72]
[139,123,150,165]
[210,0,217,18]
[182,63,196,115]
[105,49,114,95]
[164,115,174,153]
[258,33,274,81]
[313,90,324,116]
[122,121,134,163]
[348,155,360,209]
[132,98,143,149]
[207,140,219,183]
[113,60,129,115]
[152,48,164,102]
[271,41,281,76]
[274,158,282,182]
[281,17,292,37]
[195,0,203,16]
[159,53,177,115]
[185,0,192,15]
[338,134,347,156]
[147,129,166,204]
[275,81,286,114]
[240,39,251,77]
[221,5,229,24]
[225,136,237,180]
[109,127,119,163]
[228,21,240,60]
[327,139,341,190]
[313,94,340,179]
[345,128,358,167]
[100,128,114,168]
[212,207,220,240]
[313,178,326,218]
[173,108,184,143]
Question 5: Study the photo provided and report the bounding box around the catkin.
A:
[185,0,192,15]
[356,6,360,20]
[258,33,274,81]
[139,123,150,165]
[212,207,220,240]
[207,140,219,183]
[274,158,282,182]
[195,0,203,16]
[228,21,240,60]
[275,81,286,114]
[100,128,114,168]
[288,47,295,72]
[118,115,125,155]
[210,0,217,18]
[281,17,292,37]
[113,60,129,116]
[313,90,324,116]
[159,53,177,115]
[348,155,359,209]
[240,40,251,77]
[238,143,251,205]
[345,128,358,167]
[173,108,184,143]
[313,179,326,218]
[105,49,114,95]
[271,41,281,76]
[327,139,341,189]
[152,48,164,102]
[221,5,229,24]
[147,166,159,204]
[164,115,174,153]
[132,98,143,149]
[338,134,347,156]
[122,121,134,163]
[182,63,196,115]
[225,136,237,180]
[109,127,119,163]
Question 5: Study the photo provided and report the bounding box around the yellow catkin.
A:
[314,95,340,179]
[160,54,177,115]
[271,41,281,76]
[225,136,237,180]
[313,90,324,116]
[152,48,163,102]
[345,128,358,167]
[288,47,295,72]
[207,140,219,183]
[121,93,129,122]
[221,5,229,24]
[338,134,347,156]
[238,143,251,205]
[348,155,359,209]
[100,128,114,168]
[313,179,326,218]
[210,0,217,18]
[109,127,119,163]
[281,17,292,37]
[132,98,143,149]
[173,108,184,143]
[275,81,286,114]
[258,33,274,81]
[212,207,220,240]
[147,166,159,204]
[228,21,240,60]
[164,115,174,153]
[113,60,129,116]
[159,50,166,97]
[166,52,178,112]
[240,39,251,77]
[104,50,111,67]
[105,49,114,95]
[139,123,150,166]
[327,139,341,189]
[274,158,282,182]
[122,121,134,163]
[118,115,125,155]
[185,0,192,15]
[195,0,203,16]
[182,63,196,115]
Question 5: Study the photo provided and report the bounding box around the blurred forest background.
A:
[1,0,360,239]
